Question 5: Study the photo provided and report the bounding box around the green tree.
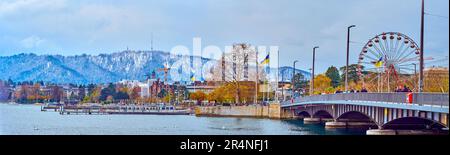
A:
[130,86,141,101]
[100,83,116,101]
[82,96,90,103]
[87,84,96,96]
[292,73,308,91]
[0,80,10,101]
[78,85,86,102]
[115,91,130,100]
[325,66,341,88]
[340,64,362,84]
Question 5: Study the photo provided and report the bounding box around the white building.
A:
[139,83,150,98]
[118,80,141,88]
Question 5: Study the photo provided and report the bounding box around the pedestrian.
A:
[361,87,368,93]
[402,85,411,92]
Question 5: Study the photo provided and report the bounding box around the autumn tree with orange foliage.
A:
[424,67,449,93]
[190,90,207,105]
[313,74,332,95]
[206,82,256,105]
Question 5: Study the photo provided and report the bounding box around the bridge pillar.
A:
[304,118,334,124]
[366,129,448,135]
[279,108,295,119]
[325,121,347,128]
[303,118,321,124]
[325,121,378,129]
[366,129,397,135]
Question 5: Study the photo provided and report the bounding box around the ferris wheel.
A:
[357,32,421,92]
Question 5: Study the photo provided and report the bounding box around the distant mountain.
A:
[0,51,310,84]
[0,51,201,84]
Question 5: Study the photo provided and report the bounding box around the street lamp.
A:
[293,60,299,86]
[292,60,299,97]
[412,63,417,76]
[311,46,319,95]
[308,68,312,96]
[345,25,356,92]
[419,0,425,92]
[412,63,417,92]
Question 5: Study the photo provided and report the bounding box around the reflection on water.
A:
[0,103,365,135]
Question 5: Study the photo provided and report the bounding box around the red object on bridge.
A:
[406,93,413,104]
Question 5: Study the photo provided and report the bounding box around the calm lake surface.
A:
[0,103,366,135]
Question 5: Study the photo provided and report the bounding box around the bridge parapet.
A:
[283,93,449,107]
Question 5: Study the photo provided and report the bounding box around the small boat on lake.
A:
[110,104,191,115]
[57,103,191,115]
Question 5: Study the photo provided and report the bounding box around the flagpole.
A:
[192,72,196,92]
[263,52,266,103]
[262,69,265,103]
[276,50,279,103]
[255,50,259,105]
[267,51,269,103]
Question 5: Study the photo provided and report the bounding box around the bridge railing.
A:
[283,93,449,107]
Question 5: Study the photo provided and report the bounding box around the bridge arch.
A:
[297,111,311,118]
[337,111,377,122]
[312,110,334,119]
[382,117,448,130]
[336,111,380,128]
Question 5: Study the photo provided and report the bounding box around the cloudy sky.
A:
[0,0,448,73]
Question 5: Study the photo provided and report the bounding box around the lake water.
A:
[0,103,365,135]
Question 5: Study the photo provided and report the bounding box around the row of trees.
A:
[0,80,12,101]
[81,83,136,104]
[1,78,190,104]
[188,81,280,105]
[189,82,257,105]
[81,83,187,104]
[310,64,449,94]
[13,84,65,103]
[309,64,361,94]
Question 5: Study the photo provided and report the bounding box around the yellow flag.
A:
[375,57,384,68]
[190,75,196,82]
[260,54,270,65]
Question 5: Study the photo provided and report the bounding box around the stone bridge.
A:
[281,93,449,135]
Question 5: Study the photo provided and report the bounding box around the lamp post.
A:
[292,60,299,97]
[311,46,319,96]
[412,63,417,92]
[293,60,299,88]
[345,25,356,92]
[419,0,425,92]
[308,68,312,96]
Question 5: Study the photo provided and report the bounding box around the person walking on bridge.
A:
[360,87,368,93]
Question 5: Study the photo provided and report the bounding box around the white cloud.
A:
[0,0,66,17]
[20,36,45,48]
[0,0,447,72]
